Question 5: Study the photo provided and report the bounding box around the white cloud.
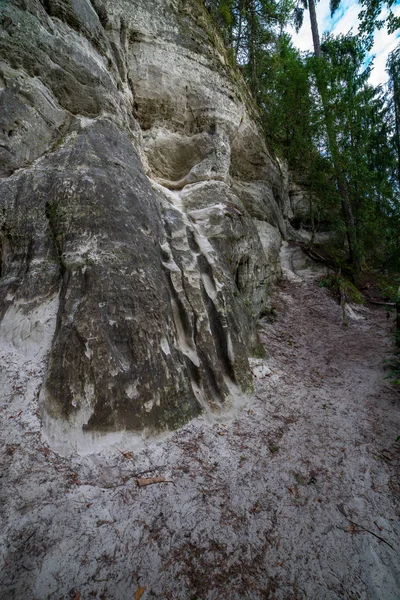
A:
[330,2,360,36]
[289,0,400,85]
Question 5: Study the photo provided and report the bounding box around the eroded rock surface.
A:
[0,0,307,451]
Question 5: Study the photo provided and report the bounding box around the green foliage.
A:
[385,353,400,386]
[358,0,400,45]
[319,274,364,304]
[329,0,341,16]
[260,35,314,160]
[203,0,296,97]
[293,5,304,31]
[202,2,400,278]
[259,305,277,321]
[308,34,400,273]
[250,341,267,358]
[380,278,400,303]
[218,0,234,26]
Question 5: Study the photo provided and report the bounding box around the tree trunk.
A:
[235,10,243,58]
[308,0,322,57]
[338,185,362,277]
[329,122,362,278]
[247,1,258,100]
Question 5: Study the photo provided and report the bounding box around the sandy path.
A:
[1,268,399,599]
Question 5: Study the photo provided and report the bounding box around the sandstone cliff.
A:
[0,0,300,453]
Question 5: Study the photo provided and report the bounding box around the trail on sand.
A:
[1,256,399,599]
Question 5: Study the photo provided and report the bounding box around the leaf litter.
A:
[0,262,399,599]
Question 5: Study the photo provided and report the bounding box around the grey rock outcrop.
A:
[0,0,296,452]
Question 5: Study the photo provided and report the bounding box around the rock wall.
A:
[0,0,297,452]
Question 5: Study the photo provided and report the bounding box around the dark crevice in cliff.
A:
[234,257,249,293]
[39,0,104,50]
[169,278,194,349]
[185,355,201,387]
[197,253,218,294]
[110,42,126,82]
[127,75,139,117]
[44,201,66,278]
[0,231,5,279]
[39,0,51,15]
[39,0,86,36]
[88,0,108,28]
[24,236,34,275]
[201,282,236,383]
[187,229,200,253]
[199,347,224,402]
[0,207,9,280]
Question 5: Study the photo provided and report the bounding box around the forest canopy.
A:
[202,0,400,278]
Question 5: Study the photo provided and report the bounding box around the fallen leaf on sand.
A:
[345,523,359,534]
[135,586,146,599]
[136,476,171,487]
[121,451,134,460]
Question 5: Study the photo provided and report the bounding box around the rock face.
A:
[0,0,299,452]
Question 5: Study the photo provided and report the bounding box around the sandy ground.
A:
[1,253,399,600]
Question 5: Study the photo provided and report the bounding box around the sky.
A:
[290,0,400,86]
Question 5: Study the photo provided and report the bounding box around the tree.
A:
[358,0,400,43]
[204,0,400,275]
[293,0,368,275]
[388,45,400,188]
[203,0,295,98]
[293,0,322,56]
[316,34,400,270]
[383,45,400,271]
